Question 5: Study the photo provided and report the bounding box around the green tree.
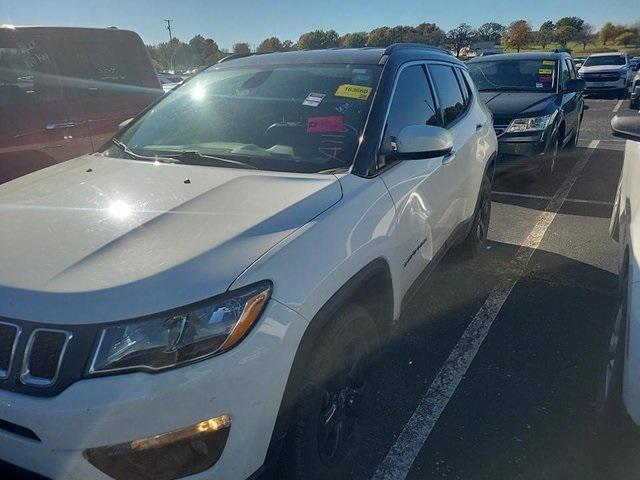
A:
[297,29,340,50]
[537,21,555,49]
[367,27,394,47]
[257,37,283,52]
[556,16,585,32]
[599,22,618,45]
[446,23,477,57]
[416,22,446,45]
[616,29,639,47]
[575,23,595,50]
[281,40,295,51]
[341,32,369,48]
[555,25,577,48]
[233,43,251,54]
[477,22,506,43]
[504,20,532,52]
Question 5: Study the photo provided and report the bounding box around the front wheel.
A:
[279,304,381,480]
[458,174,492,258]
[538,135,560,180]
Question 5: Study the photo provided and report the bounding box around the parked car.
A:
[573,57,587,69]
[577,52,633,96]
[630,69,640,110]
[0,26,163,184]
[0,45,497,480]
[157,71,185,92]
[468,51,585,179]
[600,114,640,428]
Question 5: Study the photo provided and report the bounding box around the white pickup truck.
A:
[0,45,497,480]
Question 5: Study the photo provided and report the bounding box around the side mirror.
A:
[394,125,454,158]
[611,115,640,141]
[118,118,134,130]
[565,78,586,93]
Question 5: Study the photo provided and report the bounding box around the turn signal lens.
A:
[84,415,231,480]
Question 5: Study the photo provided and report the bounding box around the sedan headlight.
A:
[506,114,554,133]
[88,281,271,375]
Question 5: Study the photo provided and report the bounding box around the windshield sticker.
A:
[536,82,544,89]
[335,84,372,100]
[302,92,326,107]
[307,115,344,133]
[542,60,555,66]
[538,68,553,75]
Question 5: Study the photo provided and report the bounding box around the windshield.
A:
[468,59,556,92]
[583,55,625,66]
[105,64,381,173]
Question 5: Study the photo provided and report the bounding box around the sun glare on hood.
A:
[107,200,132,220]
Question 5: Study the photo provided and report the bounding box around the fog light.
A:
[83,415,231,480]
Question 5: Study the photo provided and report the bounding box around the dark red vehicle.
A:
[0,26,162,184]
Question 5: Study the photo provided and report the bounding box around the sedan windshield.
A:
[468,59,556,92]
[583,55,625,67]
[104,64,381,173]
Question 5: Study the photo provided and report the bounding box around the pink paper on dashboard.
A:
[307,115,344,133]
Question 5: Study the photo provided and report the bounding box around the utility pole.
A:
[164,19,173,41]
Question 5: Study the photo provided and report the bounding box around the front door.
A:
[379,64,457,299]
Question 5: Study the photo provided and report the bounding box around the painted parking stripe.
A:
[371,141,600,480]
[613,99,624,113]
[492,190,613,207]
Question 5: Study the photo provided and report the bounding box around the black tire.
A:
[279,304,381,480]
[631,100,639,110]
[538,134,560,180]
[569,115,582,150]
[597,265,631,432]
[458,174,491,258]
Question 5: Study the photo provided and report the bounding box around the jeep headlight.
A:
[506,114,554,133]
[87,281,271,375]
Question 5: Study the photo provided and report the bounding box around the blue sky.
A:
[2,0,638,50]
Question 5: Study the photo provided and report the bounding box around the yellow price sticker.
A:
[542,60,555,66]
[335,84,372,100]
[538,68,553,75]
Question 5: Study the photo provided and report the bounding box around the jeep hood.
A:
[0,155,342,324]
[479,91,557,117]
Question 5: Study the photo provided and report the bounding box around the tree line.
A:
[147,17,640,71]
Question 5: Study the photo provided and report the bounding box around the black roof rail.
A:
[383,43,452,56]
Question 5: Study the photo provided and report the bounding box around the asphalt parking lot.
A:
[344,94,638,480]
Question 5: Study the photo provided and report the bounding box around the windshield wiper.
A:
[111,138,177,163]
[166,150,259,169]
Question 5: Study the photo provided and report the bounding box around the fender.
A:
[252,258,393,478]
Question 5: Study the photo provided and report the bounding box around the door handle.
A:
[45,121,77,130]
[476,123,484,131]
[442,151,455,165]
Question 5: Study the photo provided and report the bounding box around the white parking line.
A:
[492,190,614,207]
[613,99,623,113]
[371,141,600,480]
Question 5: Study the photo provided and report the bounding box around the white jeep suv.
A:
[0,45,497,480]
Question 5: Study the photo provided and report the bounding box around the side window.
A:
[453,68,471,108]
[382,64,439,153]
[0,31,63,107]
[429,64,466,127]
[566,59,577,79]
[560,60,571,88]
[57,33,142,95]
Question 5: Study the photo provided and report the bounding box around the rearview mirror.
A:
[394,125,454,159]
[565,78,586,93]
[611,115,640,141]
